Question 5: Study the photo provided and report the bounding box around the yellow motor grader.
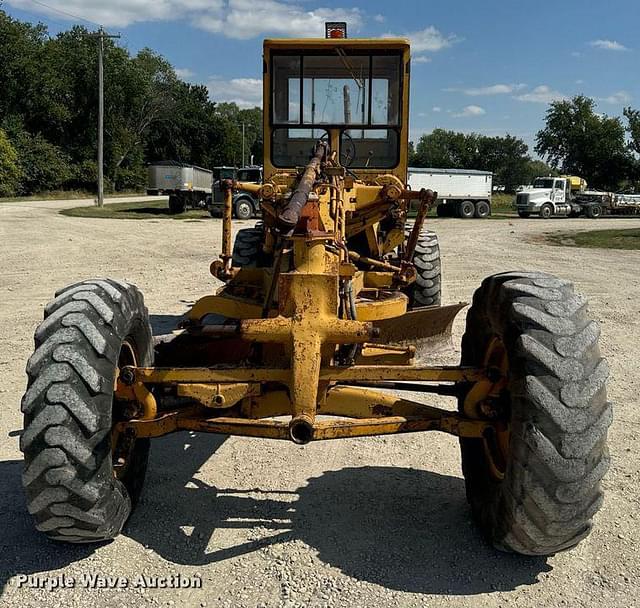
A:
[21,27,610,555]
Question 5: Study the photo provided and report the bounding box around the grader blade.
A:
[371,303,466,351]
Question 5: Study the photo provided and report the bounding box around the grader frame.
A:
[23,27,608,555]
[113,36,506,446]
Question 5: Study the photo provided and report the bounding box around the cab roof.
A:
[264,38,410,52]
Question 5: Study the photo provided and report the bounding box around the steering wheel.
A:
[318,131,358,167]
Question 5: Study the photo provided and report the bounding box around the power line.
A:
[13,0,103,28]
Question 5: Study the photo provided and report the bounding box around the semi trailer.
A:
[147,162,213,214]
[408,167,493,218]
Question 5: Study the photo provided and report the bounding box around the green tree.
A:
[8,125,72,194]
[412,129,479,168]
[523,159,557,184]
[0,127,21,196]
[624,107,640,189]
[535,95,632,189]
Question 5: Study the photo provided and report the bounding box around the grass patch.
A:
[547,228,640,250]
[491,193,516,213]
[60,200,210,220]
[0,190,145,203]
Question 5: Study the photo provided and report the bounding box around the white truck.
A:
[515,175,640,219]
[408,167,493,219]
[147,162,213,214]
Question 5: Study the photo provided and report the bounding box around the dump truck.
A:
[147,162,213,214]
[208,166,263,219]
[408,167,492,218]
[21,24,610,557]
[514,175,639,218]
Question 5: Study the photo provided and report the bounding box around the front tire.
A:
[459,272,611,555]
[21,279,154,543]
[234,198,254,220]
[540,203,553,219]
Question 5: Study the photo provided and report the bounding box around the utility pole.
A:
[88,28,120,207]
[242,122,246,167]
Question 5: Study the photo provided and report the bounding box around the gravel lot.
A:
[1,200,638,608]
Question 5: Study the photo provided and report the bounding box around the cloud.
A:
[571,51,582,58]
[453,105,486,118]
[384,25,460,53]
[590,39,629,51]
[599,91,632,104]
[432,106,442,113]
[207,76,263,108]
[174,68,195,80]
[373,14,385,23]
[5,0,212,27]
[446,83,526,96]
[197,1,363,39]
[515,85,567,104]
[5,0,362,39]
[413,55,432,64]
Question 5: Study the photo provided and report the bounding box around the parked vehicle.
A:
[208,166,263,220]
[408,167,492,219]
[515,175,640,218]
[147,162,213,214]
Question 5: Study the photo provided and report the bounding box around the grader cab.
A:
[22,29,610,556]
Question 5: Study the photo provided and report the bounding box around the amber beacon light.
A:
[325,21,347,38]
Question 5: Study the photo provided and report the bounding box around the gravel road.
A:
[1,200,638,608]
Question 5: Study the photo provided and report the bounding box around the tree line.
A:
[0,10,262,196]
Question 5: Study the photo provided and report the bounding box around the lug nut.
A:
[120,367,136,385]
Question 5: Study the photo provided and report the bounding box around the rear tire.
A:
[436,204,447,217]
[459,272,611,555]
[475,200,491,218]
[21,279,154,543]
[457,200,475,219]
[586,205,602,219]
[232,227,263,267]
[518,211,531,218]
[169,195,185,214]
[406,226,441,306]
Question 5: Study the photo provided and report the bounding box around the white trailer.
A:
[147,162,213,214]
[408,167,493,219]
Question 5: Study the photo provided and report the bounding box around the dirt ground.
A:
[1,199,638,608]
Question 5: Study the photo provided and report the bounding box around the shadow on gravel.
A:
[124,432,551,595]
[150,313,185,335]
[0,459,95,597]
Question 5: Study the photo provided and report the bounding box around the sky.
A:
[4,0,640,153]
